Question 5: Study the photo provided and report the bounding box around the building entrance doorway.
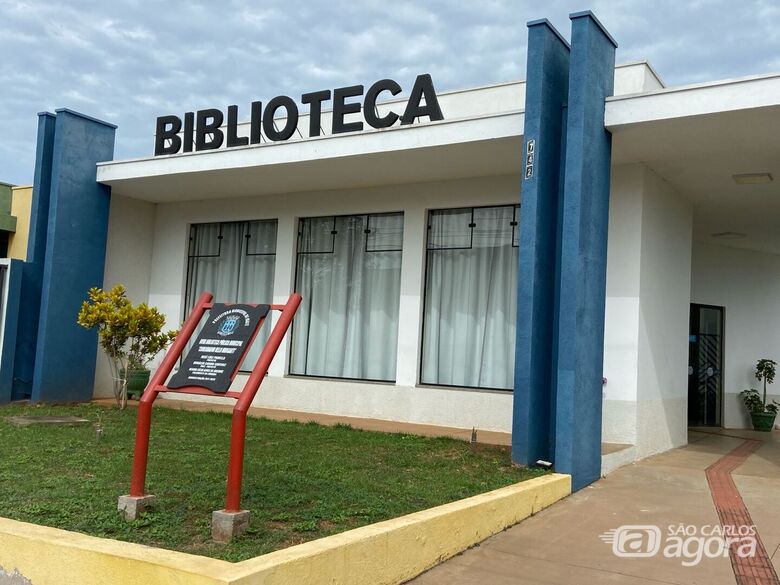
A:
[688,304,724,427]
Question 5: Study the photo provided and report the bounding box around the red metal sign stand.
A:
[118,291,301,541]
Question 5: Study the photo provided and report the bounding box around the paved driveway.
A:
[411,430,780,585]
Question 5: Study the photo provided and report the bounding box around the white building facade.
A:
[91,32,780,479]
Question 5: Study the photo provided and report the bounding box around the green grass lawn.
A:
[0,402,544,562]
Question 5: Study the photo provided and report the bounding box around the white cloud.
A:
[62,89,98,104]
[1,0,780,184]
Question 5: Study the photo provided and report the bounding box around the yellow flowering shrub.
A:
[77,285,178,407]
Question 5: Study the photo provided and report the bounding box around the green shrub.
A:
[739,359,779,415]
[77,285,177,408]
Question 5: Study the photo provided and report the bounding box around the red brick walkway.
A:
[705,439,780,585]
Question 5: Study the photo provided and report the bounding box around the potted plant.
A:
[77,285,177,409]
[739,359,779,432]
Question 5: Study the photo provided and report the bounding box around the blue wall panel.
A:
[512,20,570,466]
[554,11,616,490]
[30,109,116,403]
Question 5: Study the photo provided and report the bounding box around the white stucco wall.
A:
[97,161,697,456]
[142,174,520,431]
[95,194,157,398]
[635,168,692,457]
[603,165,644,445]
[691,242,780,428]
[602,164,692,456]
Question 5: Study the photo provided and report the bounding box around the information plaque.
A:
[167,303,269,392]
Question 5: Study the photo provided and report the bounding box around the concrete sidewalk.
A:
[411,429,780,585]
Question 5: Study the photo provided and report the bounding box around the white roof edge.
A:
[195,79,528,126]
[301,61,661,108]
[163,65,663,128]
[614,60,666,88]
[385,61,661,102]
[98,113,525,186]
[373,61,662,105]
[607,70,780,102]
[152,64,669,133]
[98,109,525,168]
[151,78,528,137]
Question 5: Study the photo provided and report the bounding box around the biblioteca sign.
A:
[154,73,444,156]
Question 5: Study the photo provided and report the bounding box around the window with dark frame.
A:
[420,204,519,390]
[289,212,404,382]
[184,219,278,372]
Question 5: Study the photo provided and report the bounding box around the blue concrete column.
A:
[5,113,57,401]
[554,11,616,490]
[31,109,116,402]
[0,259,24,403]
[26,113,57,268]
[512,20,570,466]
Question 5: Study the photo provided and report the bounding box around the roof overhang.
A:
[97,112,524,202]
[605,73,780,254]
[97,70,780,254]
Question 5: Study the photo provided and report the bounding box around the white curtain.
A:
[421,205,518,389]
[290,213,403,381]
[186,220,277,369]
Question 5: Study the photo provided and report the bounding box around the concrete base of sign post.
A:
[117,495,157,521]
[212,509,250,543]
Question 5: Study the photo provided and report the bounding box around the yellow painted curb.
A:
[0,474,570,585]
[0,516,231,585]
[231,473,571,585]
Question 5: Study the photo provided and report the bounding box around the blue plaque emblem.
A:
[218,314,240,336]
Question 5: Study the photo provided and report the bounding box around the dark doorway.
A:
[688,304,724,427]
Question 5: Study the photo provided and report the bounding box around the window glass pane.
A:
[186,222,245,309]
[246,219,277,255]
[367,213,404,251]
[189,222,221,257]
[421,205,518,390]
[185,219,277,372]
[473,206,513,248]
[290,213,403,381]
[299,216,335,254]
[427,208,472,250]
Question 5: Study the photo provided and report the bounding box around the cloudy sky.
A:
[1,0,778,185]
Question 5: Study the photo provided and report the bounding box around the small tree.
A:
[740,359,779,415]
[77,285,177,409]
